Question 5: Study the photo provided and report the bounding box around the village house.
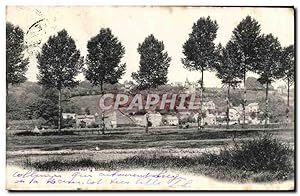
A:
[131,114,146,127]
[104,110,136,128]
[184,77,198,94]
[246,102,259,113]
[277,85,287,95]
[178,111,192,120]
[193,111,216,126]
[229,108,241,122]
[62,113,76,119]
[163,115,179,126]
[147,112,163,127]
[131,112,163,127]
[76,114,95,128]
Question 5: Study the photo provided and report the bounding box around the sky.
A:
[6,6,294,88]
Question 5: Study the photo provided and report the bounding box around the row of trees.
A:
[7,15,294,132]
[182,16,294,129]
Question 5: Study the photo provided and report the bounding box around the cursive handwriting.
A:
[11,169,193,189]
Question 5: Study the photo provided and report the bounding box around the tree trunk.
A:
[242,72,246,129]
[265,82,269,128]
[58,88,62,132]
[198,68,204,130]
[145,114,149,134]
[286,78,290,125]
[100,81,105,134]
[226,85,230,129]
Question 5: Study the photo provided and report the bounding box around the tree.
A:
[37,29,83,131]
[85,28,126,93]
[132,34,171,89]
[85,28,126,134]
[279,45,294,123]
[182,16,219,130]
[214,42,242,129]
[34,88,59,128]
[232,16,261,128]
[255,34,282,127]
[6,22,29,92]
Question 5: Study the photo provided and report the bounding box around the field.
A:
[6,127,295,183]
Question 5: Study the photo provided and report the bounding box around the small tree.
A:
[232,16,261,128]
[279,45,294,124]
[85,28,126,134]
[37,29,83,131]
[255,34,282,127]
[132,34,171,90]
[182,16,219,130]
[214,42,243,129]
[6,22,29,92]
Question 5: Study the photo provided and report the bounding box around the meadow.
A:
[6,127,294,183]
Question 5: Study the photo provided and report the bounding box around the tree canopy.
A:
[6,22,29,88]
[85,28,126,91]
[132,34,171,89]
[182,16,219,73]
[37,29,83,89]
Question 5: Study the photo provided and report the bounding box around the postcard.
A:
[6,6,295,191]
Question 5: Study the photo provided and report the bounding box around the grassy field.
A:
[6,128,295,182]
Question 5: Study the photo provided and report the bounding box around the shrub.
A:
[198,134,293,174]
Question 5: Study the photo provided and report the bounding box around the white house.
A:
[147,112,162,127]
[229,108,241,121]
[62,113,76,119]
[163,115,179,126]
[246,103,259,113]
[277,85,287,95]
[193,111,216,126]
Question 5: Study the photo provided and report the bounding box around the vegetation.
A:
[214,41,243,128]
[255,34,283,127]
[182,16,219,130]
[132,34,171,89]
[231,16,261,128]
[24,134,293,182]
[6,22,29,91]
[37,29,83,131]
[85,28,126,93]
[279,45,295,122]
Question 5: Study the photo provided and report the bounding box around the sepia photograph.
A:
[5,6,295,191]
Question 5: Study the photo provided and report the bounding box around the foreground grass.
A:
[7,128,293,152]
[24,134,294,183]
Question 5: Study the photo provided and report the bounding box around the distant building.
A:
[193,111,216,126]
[246,103,259,113]
[148,112,162,127]
[62,113,76,119]
[203,113,217,125]
[229,108,241,121]
[76,115,95,128]
[277,85,287,95]
[132,115,146,126]
[104,110,136,128]
[163,115,179,126]
[178,111,192,120]
[184,77,198,94]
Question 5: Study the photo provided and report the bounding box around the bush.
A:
[198,134,293,174]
